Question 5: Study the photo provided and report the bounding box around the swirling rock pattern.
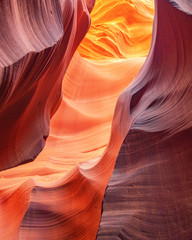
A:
[0,0,91,171]
[97,0,192,239]
[17,53,146,240]
[78,0,154,60]
[0,0,63,67]
[0,0,154,239]
[97,129,192,239]
[1,0,191,239]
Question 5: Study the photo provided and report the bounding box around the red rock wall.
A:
[1,0,192,239]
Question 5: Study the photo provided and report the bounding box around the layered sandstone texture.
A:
[1,0,191,239]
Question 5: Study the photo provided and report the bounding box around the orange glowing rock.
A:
[0,0,156,239]
[78,0,154,60]
[0,0,93,171]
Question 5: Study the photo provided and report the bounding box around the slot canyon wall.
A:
[0,0,192,239]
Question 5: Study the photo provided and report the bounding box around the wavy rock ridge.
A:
[0,0,92,171]
[97,0,192,239]
[78,0,154,60]
[1,0,191,239]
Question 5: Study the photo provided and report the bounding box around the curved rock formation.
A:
[0,0,154,239]
[0,0,92,171]
[78,0,154,60]
[169,0,192,14]
[0,0,63,67]
[97,0,192,239]
[4,53,145,240]
[2,0,191,239]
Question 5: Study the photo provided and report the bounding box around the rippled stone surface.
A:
[2,0,191,239]
[0,0,92,171]
[97,0,192,239]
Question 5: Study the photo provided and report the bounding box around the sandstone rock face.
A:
[0,0,92,171]
[1,0,191,239]
[97,0,192,239]
[169,0,192,14]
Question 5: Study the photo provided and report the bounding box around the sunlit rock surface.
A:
[0,0,153,236]
[1,0,191,239]
[0,0,91,171]
[97,0,192,239]
[78,0,154,60]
